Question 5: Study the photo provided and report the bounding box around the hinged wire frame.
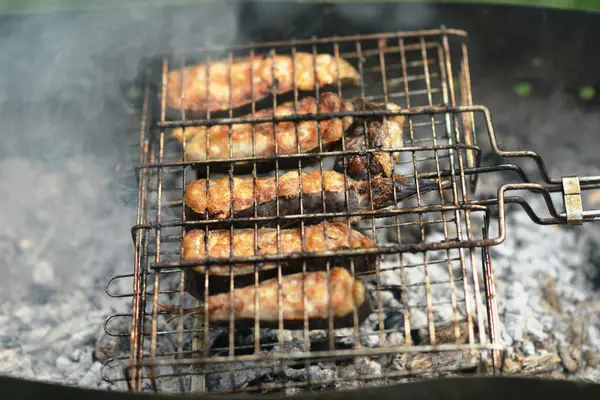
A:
[102,27,507,395]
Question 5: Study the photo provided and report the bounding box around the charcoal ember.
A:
[95,318,130,363]
[78,362,104,389]
[335,378,361,391]
[522,353,563,375]
[339,363,359,381]
[32,259,56,285]
[407,354,433,371]
[306,328,356,349]
[502,280,529,341]
[336,359,386,390]
[207,334,342,392]
[408,310,428,331]
[387,332,405,346]
[206,361,273,391]
[62,350,94,385]
[28,283,57,305]
[0,349,34,377]
[235,328,294,348]
[333,328,357,347]
[283,363,337,384]
[521,341,536,357]
[269,337,309,355]
[573,368,600,383]
[379,289,402,309]
[392,350,477,377]
[424,322,471,345]
[356,357,382,376]
[384,313,405,331]
[360,315,382,348]
[285,387,303,396]
[525,317,547,342]
[584,349,599,369]
[155,367,192,394]
[56,354,79,372]
[558,343,582,373]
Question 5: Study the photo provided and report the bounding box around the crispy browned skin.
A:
[166,53,360,113]
[158,267,366,322]
[182,221,375,275]
[184,170,440,221]
[171,92,354,161]
[334,99,404,180]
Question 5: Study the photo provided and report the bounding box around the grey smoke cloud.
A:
[0,3,256,302]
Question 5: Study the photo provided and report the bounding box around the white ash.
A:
[205,338,338,392]
[0,157,134,391]
[468,76,600,378]
[485,191,600,362]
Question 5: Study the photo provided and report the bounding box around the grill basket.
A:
[103,27,600,395]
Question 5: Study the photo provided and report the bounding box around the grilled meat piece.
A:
[184,170,441,222]
[158,267,367,323]
[182,220,376,275]
[171,92,354,161]
[334,99,404,180]
[166,52,360,113]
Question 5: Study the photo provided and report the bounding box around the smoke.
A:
[0,3,251,302]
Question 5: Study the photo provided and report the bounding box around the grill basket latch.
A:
[562,176,584,225]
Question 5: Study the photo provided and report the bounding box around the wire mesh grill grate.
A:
[102,27,512,395]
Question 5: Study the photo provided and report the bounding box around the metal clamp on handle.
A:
[561,176,600,225]
[562,177,583,225]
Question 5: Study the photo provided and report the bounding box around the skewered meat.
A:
[184,170,441,221]
[334,99,404,179]
[171,92,354,161]
[166,52,360,113]
[158,267,366,323]
[182,220,376,275]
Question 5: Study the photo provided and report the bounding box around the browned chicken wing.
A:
[182,220,376,276]
[171,92,354,161]
[184,170,440,222]
[158,267,367,323]
[166,52,360,113]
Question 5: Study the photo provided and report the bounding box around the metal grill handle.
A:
[464,105,600,227]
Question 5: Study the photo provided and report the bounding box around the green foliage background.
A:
[2,0,600,14]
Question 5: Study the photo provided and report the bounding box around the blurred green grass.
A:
[2,0,600,14]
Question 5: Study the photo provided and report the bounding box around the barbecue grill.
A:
[102,26,600,395]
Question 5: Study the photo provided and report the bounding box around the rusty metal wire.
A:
[102,27,600,395]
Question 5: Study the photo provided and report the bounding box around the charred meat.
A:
[157,267,366,323]
[184,170,441,221]
[166,52,360,113]
[182,220,376,275]
[171,92,354,161]
[334,99,404,180]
